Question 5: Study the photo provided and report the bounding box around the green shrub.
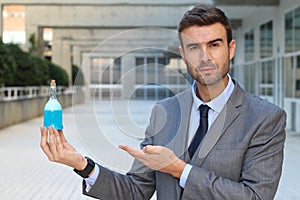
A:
[31,55,49,85]
[5,43,69,87]
[46,60,69,87]
[6,44,49,86]
[0,41,17,86]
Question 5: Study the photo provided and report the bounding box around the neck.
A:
[50,86,57,99]
[196,76,229,102]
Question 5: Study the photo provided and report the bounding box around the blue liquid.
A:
[44,99,63,130]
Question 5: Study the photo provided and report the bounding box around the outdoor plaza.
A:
[0,100,299,199]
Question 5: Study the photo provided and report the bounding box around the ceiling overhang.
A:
[213,0,279,6]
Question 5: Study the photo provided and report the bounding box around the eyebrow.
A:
[208,38,224,44]
[185,38,224,49]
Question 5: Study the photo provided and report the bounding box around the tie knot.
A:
[199,104,210,118]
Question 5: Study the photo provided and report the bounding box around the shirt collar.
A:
[191,74,235,113]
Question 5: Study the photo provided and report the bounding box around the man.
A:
[40,5,286,199]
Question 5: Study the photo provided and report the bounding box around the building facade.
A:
[231,0,300,132]
[1,0,299,131]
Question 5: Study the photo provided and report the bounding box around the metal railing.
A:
[0,86,82,101]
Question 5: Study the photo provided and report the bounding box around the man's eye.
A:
[210,43,220,48]
[189,46,199,51]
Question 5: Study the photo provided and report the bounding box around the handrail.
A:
[0,86,83,101]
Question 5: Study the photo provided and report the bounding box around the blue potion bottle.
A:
[44,80,63,130]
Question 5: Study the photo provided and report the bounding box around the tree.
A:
[46,60,69,87]
[2,42,69,87]
[0,41,17,86]
[6,44,48,86]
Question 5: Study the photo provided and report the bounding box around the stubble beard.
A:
[187,59,230,86]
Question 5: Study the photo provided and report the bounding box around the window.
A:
[284,55,300,98]
[244,63,256,94]
[260,21,273,58]
[285,56,294,97]
[285,6,300,53]
[91,57,121,84]
[244,29,254,61]
[295,7,300,51]
[259,60,274,96]
[90,57,121,99]
[134,55,187,99]
[296,80,300,90]
[2,5,26,44]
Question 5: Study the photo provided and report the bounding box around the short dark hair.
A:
[178,5,232,44]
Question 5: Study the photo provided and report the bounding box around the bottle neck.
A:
[50,85,57,99]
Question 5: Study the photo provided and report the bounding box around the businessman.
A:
[40,4,286,199]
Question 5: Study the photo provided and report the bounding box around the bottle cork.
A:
[51,80,56,86]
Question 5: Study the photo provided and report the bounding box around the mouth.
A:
[197,66,216,74]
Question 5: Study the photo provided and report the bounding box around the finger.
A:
[48,126,58,159]
[40,127,54,161]
[119,144,131,152]
[119,145,144,157]
[58,131,75,150]
[54,129,64,153]
[58,130,66,142]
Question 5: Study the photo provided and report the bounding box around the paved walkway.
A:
[0,100,299,200]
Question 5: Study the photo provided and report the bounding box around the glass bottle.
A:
[44,80,63,130]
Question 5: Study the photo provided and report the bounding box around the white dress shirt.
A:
[85,74,235,190]
[179,74,235,188]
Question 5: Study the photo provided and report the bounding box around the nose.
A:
[199,47,212,62]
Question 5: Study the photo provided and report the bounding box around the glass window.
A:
[285,55,300,98]
[285,6,300,53]
[112,58,121,84]
[260,21,273,58]
[134,55,187,100]
[147,57,155,83]
[91,57,121,84]
[135,57,145,84]
[244,63,256,94]
[285,11,294,53]
[2,5,26,44]
[158,57,167,84]
[296,55,300,97]
[259,60,274,96]
[295,7,300,51]
[244,29,254,61]
[284,56,294,97]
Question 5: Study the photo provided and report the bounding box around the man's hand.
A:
[119,145,186,179]
[40,126,87,171]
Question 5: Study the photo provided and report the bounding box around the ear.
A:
[229,40,236,60]
[179,46,187,65]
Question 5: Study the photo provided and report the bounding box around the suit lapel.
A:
[169,89,193,161]
[191,84,244,165]
[162,89,193,197]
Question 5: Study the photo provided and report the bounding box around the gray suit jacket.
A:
[83,83,286,200]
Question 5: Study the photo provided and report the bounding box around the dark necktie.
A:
[188,104,210,158]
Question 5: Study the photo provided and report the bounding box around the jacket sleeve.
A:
[82,105,159,200]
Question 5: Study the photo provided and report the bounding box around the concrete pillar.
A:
[61,41,72,86]
[121,55,136,100]
[51,31,63,67]
[81,52,91,99]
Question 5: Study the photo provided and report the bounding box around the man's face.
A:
[179,23,236,86]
